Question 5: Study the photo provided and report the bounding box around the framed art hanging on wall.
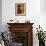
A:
[15,3,26,16]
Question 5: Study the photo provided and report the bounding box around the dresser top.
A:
[7,23,34,25]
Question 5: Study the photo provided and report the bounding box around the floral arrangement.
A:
[36,25,45,42]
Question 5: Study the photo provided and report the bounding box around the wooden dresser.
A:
[7,23,34,46]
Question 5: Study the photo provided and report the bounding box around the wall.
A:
[40,0,46,13]
[2,0,40,30]
[0,0,2,32]
[2,0,46,46]
[40,0,46,31]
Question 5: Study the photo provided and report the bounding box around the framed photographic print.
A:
[15,3,26,16]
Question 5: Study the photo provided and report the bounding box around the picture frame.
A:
[15,3,26,16]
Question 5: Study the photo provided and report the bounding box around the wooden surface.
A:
[7,23,34,46]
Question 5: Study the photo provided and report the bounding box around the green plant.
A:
[36,25,45,41]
